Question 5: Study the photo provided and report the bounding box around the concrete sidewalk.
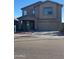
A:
[14,31,64,40]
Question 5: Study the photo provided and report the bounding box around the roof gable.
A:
[39,1,63,7]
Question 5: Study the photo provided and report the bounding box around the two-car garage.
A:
[37,19,60,31]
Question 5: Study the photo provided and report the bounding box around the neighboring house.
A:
[18,0,63,31]
[14,18,19,32]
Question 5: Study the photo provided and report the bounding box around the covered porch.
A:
[20,20,35,31]
[18,15,38,32]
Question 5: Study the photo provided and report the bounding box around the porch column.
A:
[21,20,26,32]
[35,20,38,31]
[14,25,16,32]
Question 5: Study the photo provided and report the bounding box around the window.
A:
[24,10,27,15]
[32,9,35,15]
[44,7,53,15]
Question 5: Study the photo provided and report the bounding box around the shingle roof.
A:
[21,1,63,10]
[21,1,42,10]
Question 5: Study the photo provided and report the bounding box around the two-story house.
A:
[18,0,63,31]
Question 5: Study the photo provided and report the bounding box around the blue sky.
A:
[14,0,64,22]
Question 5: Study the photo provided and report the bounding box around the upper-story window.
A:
[32,9,35,15]
[43,7,53,15]
[24,10,27,15]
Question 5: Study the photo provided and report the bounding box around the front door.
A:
[26,21,35,31]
